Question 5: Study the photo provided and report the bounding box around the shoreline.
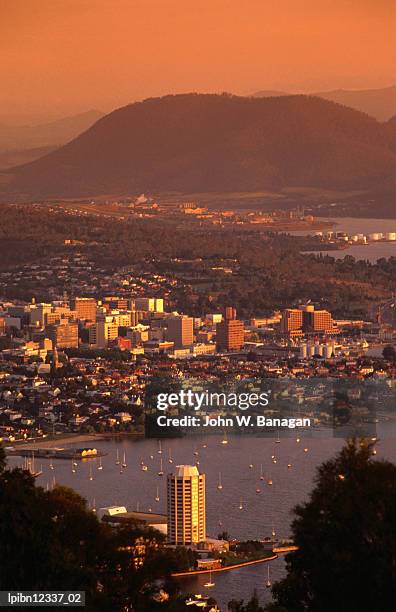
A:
[171,554,278,577]
[7,432,143,450]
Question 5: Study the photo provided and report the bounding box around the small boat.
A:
[267,479,273,486]
[275,430,281,444]
[141,464,148,471]
[204,571,215,588]
[196,460,200,466]
[221,431,228,445]
[296,437,301,443]
[158,440,163,454]
[71,459,76,474]
[202,443,207,449]
[155,486,160,502]
[97,457,103,470]
[49,460,54,470]
[303,447,309,453]
[256,487,261,494]
[272,458,277,464]
[158,457,164,476]
[217,472,223,490]
[27,453,42,477]
[248,456,253,469]
[271,523,276,538]
[287,463,292,469]
[121,451,127,468]
[92,498,96,513]
[260,464,264,480]
[115,449,120,465]
[193,448,199,456]
[265,565,271,588]
[89,465,93,481]
[239,498,243,510]
[168,449,173,464]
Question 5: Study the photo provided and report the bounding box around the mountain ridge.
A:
[253,86,396,121]
[2,93,396,199]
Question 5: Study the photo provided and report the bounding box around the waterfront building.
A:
[167,465,206,545]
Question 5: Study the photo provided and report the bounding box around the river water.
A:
[291,217,396,262]
[8,422,396,610]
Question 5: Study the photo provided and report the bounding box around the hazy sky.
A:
[1,0,396,123]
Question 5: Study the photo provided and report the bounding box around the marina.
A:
[5,424,396,609]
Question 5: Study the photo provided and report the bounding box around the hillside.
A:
[2,94,396,199]
[0,146,57,170]
[0,110,104,151]
[254,86,396,121]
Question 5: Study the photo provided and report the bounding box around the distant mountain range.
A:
[253,86,396,121]
[2,94,396,200]
[0,109,104,154]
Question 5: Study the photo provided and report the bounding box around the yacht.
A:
[203,571,215,588]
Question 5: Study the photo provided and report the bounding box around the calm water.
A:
[292,217,396,262]
[8,425,396,610]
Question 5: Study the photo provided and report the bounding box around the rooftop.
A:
[174,464,200,477]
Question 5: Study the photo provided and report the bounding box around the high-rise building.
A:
[134,298,164,313]
[281,305,334,336]
[30,303,52,327]
[167,465,206,545]
[71,298,97,322]
[280,309,303,336]
[89,317,119,348]
[216,307,244,351]
[47,321,79,349]
[302,306,334,334]
[167,316,194,348]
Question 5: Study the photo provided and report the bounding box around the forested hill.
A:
[2,93,396,198]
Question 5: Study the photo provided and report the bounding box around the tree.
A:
[0,445,5,473]
[271,439,396,612]
[0,462,179,611]
[228,591,266,611]
[382,344,396,361]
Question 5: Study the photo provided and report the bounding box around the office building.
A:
[280,308,304,336]
[216,307,244,351]
[89,317,119,348]
[301,305,334,334]
[30,303,52,327]
[71,298,97,322]
[47,321,79,349]
[281,304,334,336]
[134,298,164,313]
[167,465,206,545]
[167,315,194,348]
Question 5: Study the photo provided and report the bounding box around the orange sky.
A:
[1,0,396,123]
